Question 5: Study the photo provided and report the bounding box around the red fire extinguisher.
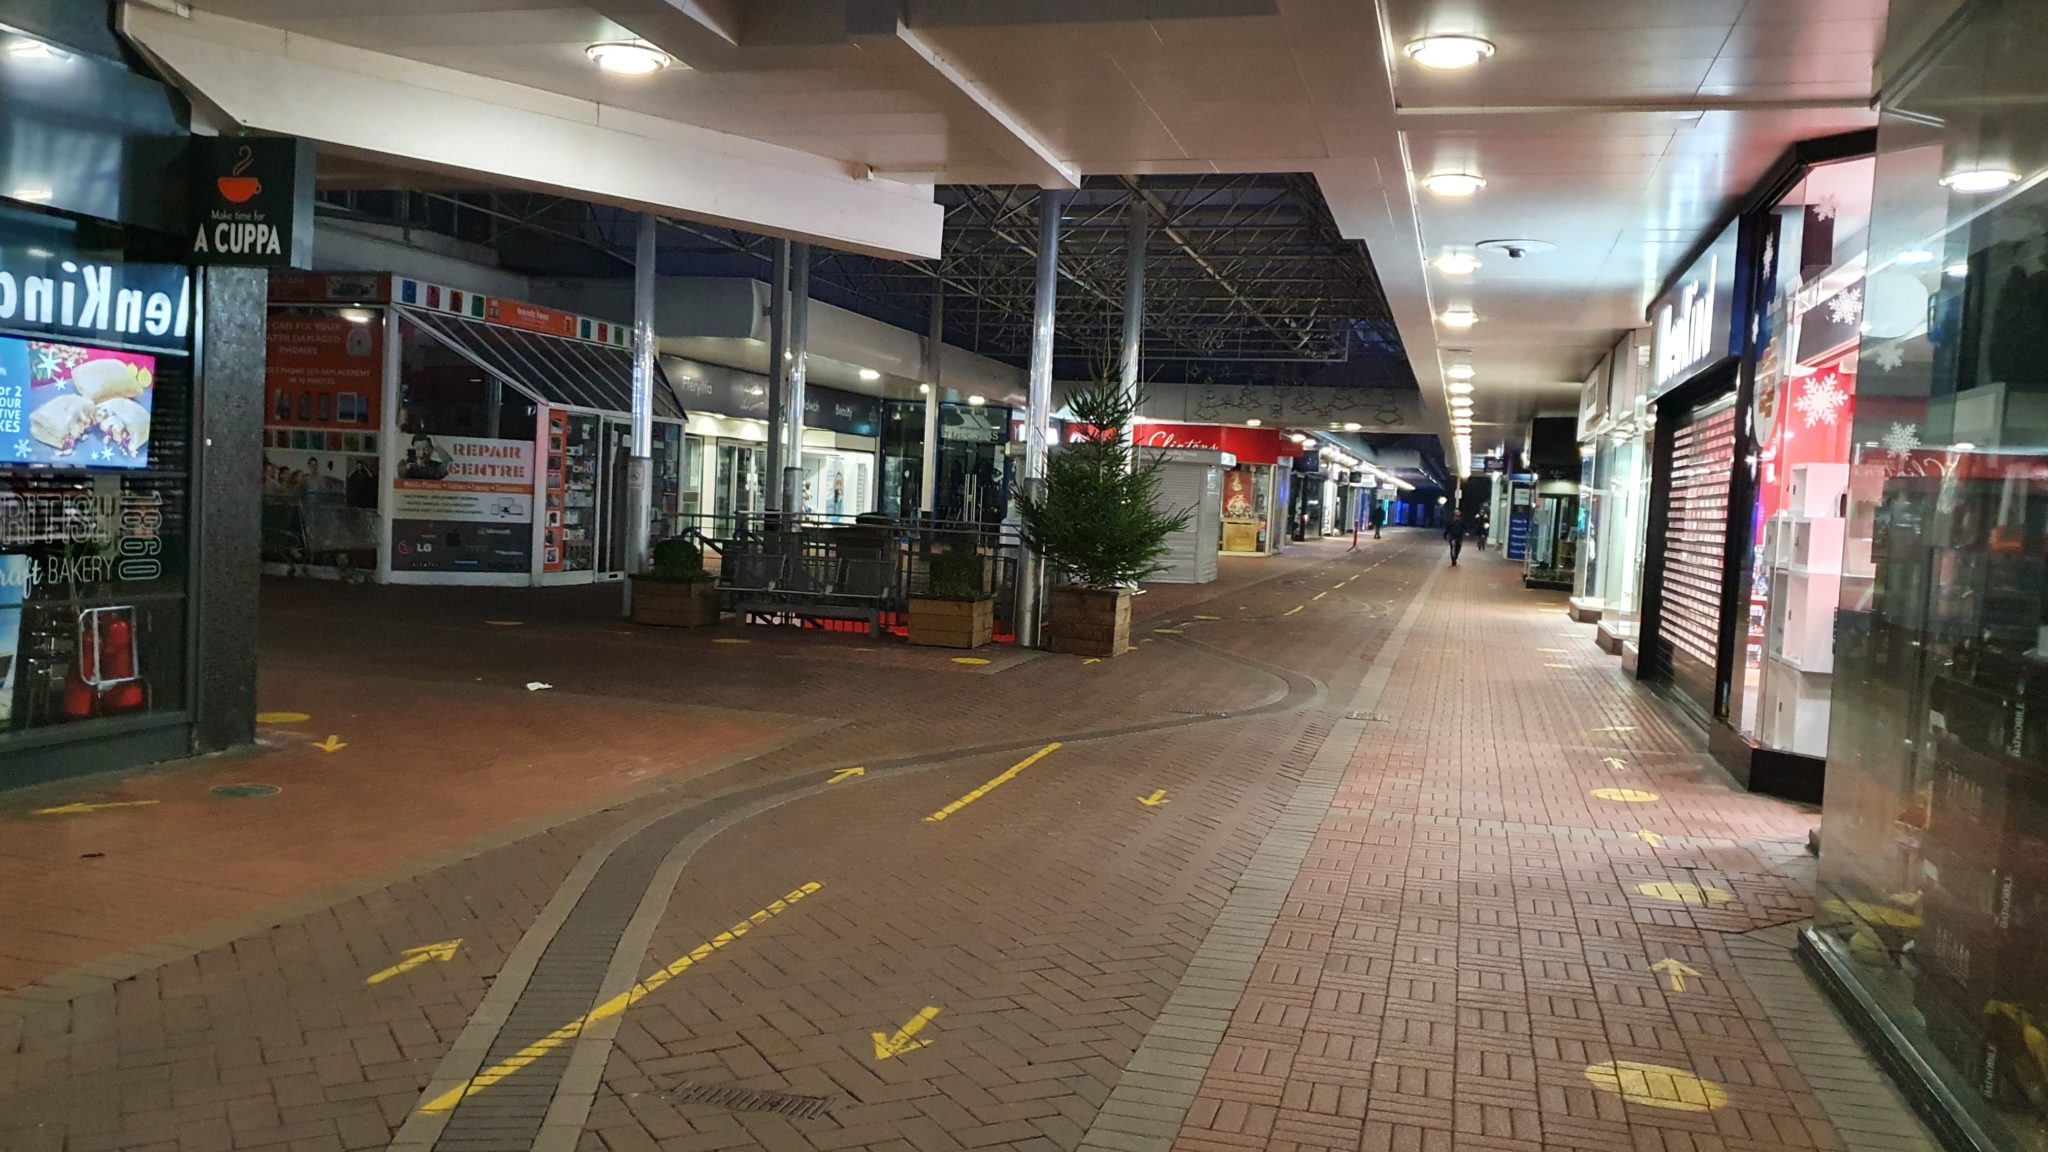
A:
[59,608,145,720]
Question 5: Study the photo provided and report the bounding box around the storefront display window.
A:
[1811,3,2048,1148]
[1220,465,1270,553]
[800,448,874,522]
[1,213,194,753]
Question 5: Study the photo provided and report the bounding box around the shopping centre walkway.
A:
[0,533,1932,1152]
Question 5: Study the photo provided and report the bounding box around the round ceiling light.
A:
[1447,381,1474,395]
[1940,167,2020,194]
[1445,364,1476,380]
[585,41,672,75]
[1246,417,1262,427]
[1343,421,1362,431]
[966,394,986,406]
[1419,172,1487,198]
[1403,35,1496,71]
[1432,252,1481,276]
[858,367,881,381]
[1439,306,1478,329]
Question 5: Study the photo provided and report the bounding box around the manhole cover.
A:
[659,1081,835,1120]
[210,783,280,799]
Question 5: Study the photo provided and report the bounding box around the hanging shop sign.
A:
[1133,423,1283,465]
[1649,224,1745,398]
[188,136,316,268]
[0,244,190,352]
[0,335,157,468]
[666,360,881,436]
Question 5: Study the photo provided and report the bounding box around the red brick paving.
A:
[0,535,1875,1152]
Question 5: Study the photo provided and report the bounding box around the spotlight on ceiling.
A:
[1939,167,2020,194]
[1419,172,1487,199]
[1447,381,1474,395]
[858,367,881,381]
[1246,417,1262,427]
[1343,421,1362,431]
[1432,252,1481,276]
[1403,35,1496,71]
[1445,364,1476,380]
[1439,306,1478,329]
[585,41,672,75]
[967,394,986,406]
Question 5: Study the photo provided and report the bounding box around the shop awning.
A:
[398,306,686,420]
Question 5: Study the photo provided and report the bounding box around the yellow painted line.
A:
[1536,648,1567,654]
[712,638,750,645]
[1332,582,1346,590]
[1154,628,1183,635]
[1544,662,1570,668]
[256,711,309,725]
[419,882,820,1114]
[1283,605,1304,616]
[34,799,160,816]
[951,657,991,665]
[1193,614,1221,621]
[828,767,865,784]
[924,743,1061,823]
[485,620,524,627]
[366,939,460,986]
[1584,1061,1728,1112]
[1591,787,1658,803]
[1312,592,1328,601]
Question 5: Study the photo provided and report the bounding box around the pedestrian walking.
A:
[1369,501,1384,539]
[1444,511,1466,566]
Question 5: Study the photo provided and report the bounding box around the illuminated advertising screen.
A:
[0,335,157,469]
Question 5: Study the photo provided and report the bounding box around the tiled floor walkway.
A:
[0,534,1935,1152]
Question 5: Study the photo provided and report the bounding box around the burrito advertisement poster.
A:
[0,336,158,469]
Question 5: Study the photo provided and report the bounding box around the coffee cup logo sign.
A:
[188,136,315,268]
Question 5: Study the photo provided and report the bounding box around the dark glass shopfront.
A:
[1806,4,2048,1151]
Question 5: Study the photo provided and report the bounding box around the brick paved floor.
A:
[0,534,1929,1152]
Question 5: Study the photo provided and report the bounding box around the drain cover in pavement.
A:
[659,1081,835,1120]
[210,783,280,799]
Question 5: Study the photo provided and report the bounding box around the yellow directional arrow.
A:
[828,767,865,784]
[1638,829,1664,847]
[314,735,347,753]
[366,939,462,985]
[33,799,159,816]
[1603,757,1629,771]
[1650,957,1702,993]
[1080,658,1102,666]
[1138,789,1169,808]
[872,1006,941,1061]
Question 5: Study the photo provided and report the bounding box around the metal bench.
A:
[722,540,894,636]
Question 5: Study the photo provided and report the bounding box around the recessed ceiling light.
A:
[1246,417,1262,427]
[1343,421,1362,431]
[1419,172,1487,199]
[10,188,54,203]
[1432,252,1481,276]
[1940,167,2020,194]
[1447,381,1474,395]
[1946,261,1970,279]
[858,367,881,381]
[1445,364,1476,380]
[1439,306,1478,329]
[919,383,931,394]
[338,307,376,325]
[1403,35,1496,71]
[585,41,672,75]
[967,394,986,406]
[1896,249,1936,266]
[6,37,62,60]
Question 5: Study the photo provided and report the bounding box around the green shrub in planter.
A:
[927,548,984,601]
[633,537,719,627]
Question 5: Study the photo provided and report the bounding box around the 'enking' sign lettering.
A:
[0,247,192,352]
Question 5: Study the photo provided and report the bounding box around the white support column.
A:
[919,278,943,518]
[780,243,812,518]
[623,212,657,601]
[764,240,789,515]
[1015,189,1065,648]
[1119,194,1147,448]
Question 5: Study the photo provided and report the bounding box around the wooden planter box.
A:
[630,579,721,628]
[1047,586,1131,657]
[907,596,995,649]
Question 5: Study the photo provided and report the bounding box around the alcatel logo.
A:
[1653,254,1716,389]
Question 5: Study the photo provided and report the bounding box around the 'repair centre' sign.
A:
[188,136,316,269]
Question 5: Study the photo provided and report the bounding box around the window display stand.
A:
[1757,463,1875,756]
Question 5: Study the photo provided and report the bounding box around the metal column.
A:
[764,240,790,513]
[780,242,811,517]
[1014,190,1065,648]
[623,212,657,598]
[1119,194,1146,446]
[919,278,943,517]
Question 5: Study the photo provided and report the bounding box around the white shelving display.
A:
[1758,463,1861,757]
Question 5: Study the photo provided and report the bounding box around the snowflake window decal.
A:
[1795,375,1847,428]
[1873,343,1905,372]
[1827,287,1863,325]
[1883,422,1921,460]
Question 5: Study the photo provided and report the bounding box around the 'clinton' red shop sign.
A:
[1057,421,1283,465]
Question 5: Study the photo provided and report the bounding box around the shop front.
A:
[0,10,268,785]
[1638,214,1755,727]
[264,274,684,586]
[664,358,882,528]
[881,397,1013,524]
[1128,422,1286,556]
[1588,333,1654,663]
[1805,3,2048,1147]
